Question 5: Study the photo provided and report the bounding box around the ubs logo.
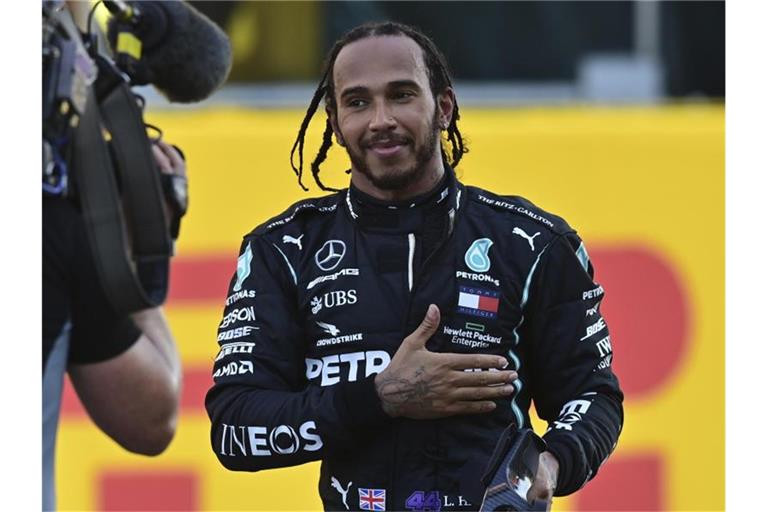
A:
[315,240,346,271]
[311,289,358,314]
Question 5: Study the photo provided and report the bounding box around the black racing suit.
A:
[205,168,623,511]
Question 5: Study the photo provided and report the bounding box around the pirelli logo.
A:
[215,341,255,361]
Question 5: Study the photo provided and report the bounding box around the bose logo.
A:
[217,326,258,342]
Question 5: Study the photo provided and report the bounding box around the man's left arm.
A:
[522,233,624,500]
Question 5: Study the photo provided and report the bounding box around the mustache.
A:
[362,133,412,148]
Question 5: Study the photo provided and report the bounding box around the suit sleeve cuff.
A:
[334,374,391,431]
[542,434,588,497]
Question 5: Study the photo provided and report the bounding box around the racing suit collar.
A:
[345,165,462,234]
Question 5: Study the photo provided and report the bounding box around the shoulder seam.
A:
[248,192,343,237]
[468,187,573,235]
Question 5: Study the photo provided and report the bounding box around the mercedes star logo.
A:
[315,240,346,271]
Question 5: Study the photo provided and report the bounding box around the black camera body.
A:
[43,2,176,315]
[42,1,96,196]
[43,1,230,314]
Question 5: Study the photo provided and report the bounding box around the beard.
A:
[345,110,441,191]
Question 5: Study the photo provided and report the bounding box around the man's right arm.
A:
[205,235,390,472]
[206,236,519,472]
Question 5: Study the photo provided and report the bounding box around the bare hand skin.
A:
[528,451,559,509]
[374,304,517,419]
[151,140,187,226]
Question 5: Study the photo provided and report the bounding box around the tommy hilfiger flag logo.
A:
[359,488,386,511]
[458,286,500,319]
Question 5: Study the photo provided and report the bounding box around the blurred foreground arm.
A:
[67,140,186,456]
[68,308,182,455]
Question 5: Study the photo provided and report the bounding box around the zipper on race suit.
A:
[407,233,416,291]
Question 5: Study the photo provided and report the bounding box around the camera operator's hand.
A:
[374,304,517,419]
[152,140,188,239]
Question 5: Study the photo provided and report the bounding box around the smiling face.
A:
[329,35,454,201]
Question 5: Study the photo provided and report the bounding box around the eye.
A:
[393,91,415,101]
[346,98,368,108]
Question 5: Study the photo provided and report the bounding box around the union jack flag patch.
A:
[359,488,386,511]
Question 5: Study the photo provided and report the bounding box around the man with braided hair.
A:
[206,22,623,511]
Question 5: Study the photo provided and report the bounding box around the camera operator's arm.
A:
[68,308,182,455]
[67,139,187,455]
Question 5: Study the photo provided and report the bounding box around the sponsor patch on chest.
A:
[457,286,500,319]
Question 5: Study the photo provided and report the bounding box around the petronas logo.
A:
[464,238,494,273]
[233,242,253,291]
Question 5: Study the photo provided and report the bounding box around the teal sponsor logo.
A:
[464,238,493,273]
[233,242,253,292]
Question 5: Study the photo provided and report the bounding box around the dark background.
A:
[190,0,724,98]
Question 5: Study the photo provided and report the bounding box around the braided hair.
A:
[289,21,468,191]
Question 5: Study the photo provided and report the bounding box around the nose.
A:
[369,100,396,132]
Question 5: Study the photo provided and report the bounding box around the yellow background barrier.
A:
[56,105,723,511]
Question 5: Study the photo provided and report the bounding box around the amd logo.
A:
[219,421,323,457]
[213,360,254,378]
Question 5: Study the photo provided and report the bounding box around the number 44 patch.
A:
[406,491,441,511]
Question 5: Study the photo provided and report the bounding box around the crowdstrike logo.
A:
[315,240,346,271]
[317,321,341,336]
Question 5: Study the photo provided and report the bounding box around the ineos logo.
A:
[315,240,346,271]
[269,425,300,454]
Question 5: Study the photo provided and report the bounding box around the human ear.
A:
[327,106,346,146]
[437,88,455,129]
